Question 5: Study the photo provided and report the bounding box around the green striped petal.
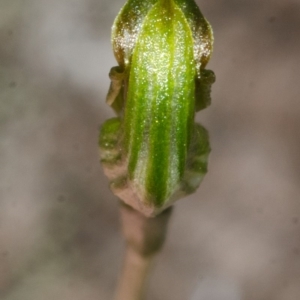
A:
[124,0,195,207]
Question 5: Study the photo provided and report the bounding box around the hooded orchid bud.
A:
[112,0,213,73]
[100,0,214,217]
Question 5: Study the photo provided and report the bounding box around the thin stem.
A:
[114,246,152,300]
[114,203,173,300]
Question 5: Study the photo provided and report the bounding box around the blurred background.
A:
[1,0,300,299]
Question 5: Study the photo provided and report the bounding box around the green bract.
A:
[100,0,215,217]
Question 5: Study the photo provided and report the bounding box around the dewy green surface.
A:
[174,0,213,71]
[124,0,195,206]
[112,0,157,69]
[112,0,213,72]
[100,0,214,216]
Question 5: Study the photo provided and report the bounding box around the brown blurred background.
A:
[1,0,300,299]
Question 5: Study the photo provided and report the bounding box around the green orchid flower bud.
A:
[112,0,213,72]
[100,0,214,217]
